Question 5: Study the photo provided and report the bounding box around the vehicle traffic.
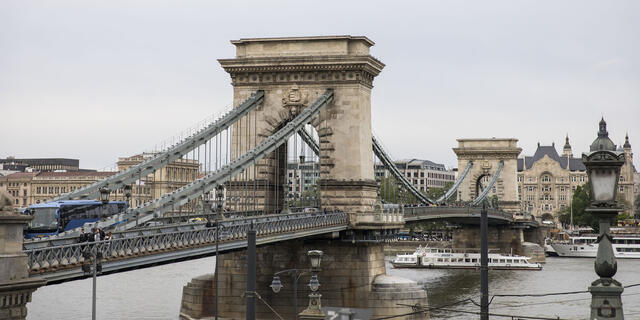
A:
[23,200,128,239]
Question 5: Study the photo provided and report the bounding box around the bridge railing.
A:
[402,206,513,222]
[25,211,348,274]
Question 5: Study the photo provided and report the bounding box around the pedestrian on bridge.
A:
[79,228,89,242]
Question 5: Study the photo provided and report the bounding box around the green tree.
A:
[378,176,399,203]
[290,182,320,207]
[557,182,596,230]
[540,212,554,221]
[427,181,454,201]
[558,182,634,230]
[377,176,419,204]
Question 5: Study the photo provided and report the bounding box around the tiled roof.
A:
[1,172,38,179]
[518,145,585,172]
[36,171,117,177]
[395,159,446,170]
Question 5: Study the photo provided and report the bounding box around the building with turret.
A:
[517,119,635,220]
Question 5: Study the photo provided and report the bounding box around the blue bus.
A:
[23,200,128,239]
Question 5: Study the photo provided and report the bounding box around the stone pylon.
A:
[219,35,403,229]
[453,138,522,213]
[0,190,46,320]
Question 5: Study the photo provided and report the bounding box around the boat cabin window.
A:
[499,259,506,263]
[471,258,478,263]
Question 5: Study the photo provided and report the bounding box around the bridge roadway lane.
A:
[26,212,348,284]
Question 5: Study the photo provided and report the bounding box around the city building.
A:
[374,158,456,193]
[116,153,201,211]
[0,158,79,172]
[0,171,120,210]
[0,172,37,208]
[618,134,636,214]
[30,171,123,205]
[517,131,635,219]
[0,153,201,211]
[287,160,320,195]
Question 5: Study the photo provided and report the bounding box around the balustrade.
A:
[26,212,348,275]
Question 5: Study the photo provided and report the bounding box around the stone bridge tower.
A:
[453,138,522,213]
[180,36,427,320]
[219,36,390,228]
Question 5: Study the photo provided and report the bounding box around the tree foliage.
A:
[289,183,320,207]
[635,194,640,219]
[557,182,596,230]
[427,181,454,201]
[378,176,419,204]
[557,182,632,231]
[540,212,554,221]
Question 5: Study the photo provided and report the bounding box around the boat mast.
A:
[570,196,574,231]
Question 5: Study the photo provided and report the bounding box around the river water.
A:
[28,256,640,319]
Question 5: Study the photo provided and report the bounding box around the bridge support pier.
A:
[180,238,428,319]
[452,225,545,262]
[0,194,46,320]
[453,225,523,255]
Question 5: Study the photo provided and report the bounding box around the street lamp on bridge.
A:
[583,118,626,319]
[213,184,225,320]
[270,250,325,320]
[99,187,110,204]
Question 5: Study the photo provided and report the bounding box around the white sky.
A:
[1,0,639,170]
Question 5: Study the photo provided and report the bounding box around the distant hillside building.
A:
[517,132,635,219]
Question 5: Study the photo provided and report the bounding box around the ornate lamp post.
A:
[123,185,132,208]
[583,118,626,319]
[270,250,325,320]
[213,184,225,320]
[282,181,291,214]
[99,187,110,204]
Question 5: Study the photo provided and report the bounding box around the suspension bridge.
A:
[12,35,543,320]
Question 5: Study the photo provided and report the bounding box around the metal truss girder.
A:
[372,136,435,205]
[52,91,265,202]
[108,89,334,230]
[471,160,504,206]
[297,127,319,155]
[436,161,473,204]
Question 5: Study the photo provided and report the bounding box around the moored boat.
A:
[544,238,558,257]
[391,247,542,270]
[550,234,640,258]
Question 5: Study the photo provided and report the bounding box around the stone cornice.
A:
[230,35,375,47]
[219,56,384,88]
[219,55,384,72]
[0,213,32,224]
[454,149,522,159]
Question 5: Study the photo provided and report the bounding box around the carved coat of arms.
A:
[481,161,492,174]
[282,85,308,117]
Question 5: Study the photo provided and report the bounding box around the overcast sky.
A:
[1,0,638,171]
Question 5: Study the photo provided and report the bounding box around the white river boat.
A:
[391,247,542,271]
[550,235,640,258]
